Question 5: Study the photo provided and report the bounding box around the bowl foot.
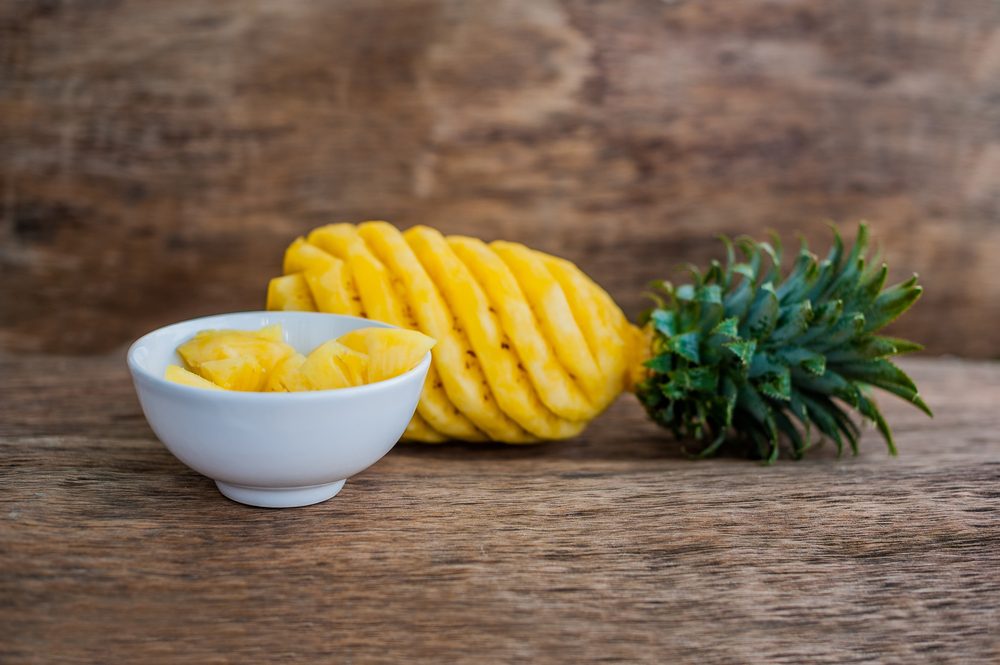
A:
[215,479,347,508]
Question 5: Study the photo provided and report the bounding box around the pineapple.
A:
[299,340,370,390]
[177,327,295,375]
[165,364,222,390]
[199,356,267,391]
[266,222,929,460]
[169,324,433,395]
[264,353,310,392]
[266,274,316,311]
[338,328,436,383]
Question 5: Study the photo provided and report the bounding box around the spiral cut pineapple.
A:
[267,221,929,460]
[267,222,639,443]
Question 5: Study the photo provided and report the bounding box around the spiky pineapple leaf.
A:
[635,223,930,463]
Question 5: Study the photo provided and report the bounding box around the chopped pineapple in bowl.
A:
[127,311,433,508]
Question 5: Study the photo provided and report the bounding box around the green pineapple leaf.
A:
[636,223,930,462]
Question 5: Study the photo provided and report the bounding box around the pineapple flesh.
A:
[166,324,434,398]
[267,222,637,443]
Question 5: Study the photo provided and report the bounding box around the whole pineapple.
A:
[266,221,929,459]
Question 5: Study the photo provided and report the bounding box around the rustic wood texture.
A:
[2,0,1000,357]
[1,355,998,663]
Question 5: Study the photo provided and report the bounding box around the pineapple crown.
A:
[635,223,931,463]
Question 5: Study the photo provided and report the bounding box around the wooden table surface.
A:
[2,354,998,663]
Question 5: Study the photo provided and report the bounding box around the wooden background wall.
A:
[2,0,999,357]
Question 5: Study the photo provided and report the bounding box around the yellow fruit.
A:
[199,357,266,391]
[306,223,483,442]
[177,328,295,375]
[165,364,222,390]
[266,222,639,443]
[338,327,436,382]
[404,228,581,440]
[254,324,285,343]
[299,340,369,390]
[264,353,310,392]
[266,273,317,311]
[358,222,532,443]
[283,237,337,274]
[169,322,433,394]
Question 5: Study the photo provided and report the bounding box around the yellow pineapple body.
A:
[266,274,316,312]
[405,227,583,440]
[267,222,639,443]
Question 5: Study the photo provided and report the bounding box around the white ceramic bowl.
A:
[127,311,430,508]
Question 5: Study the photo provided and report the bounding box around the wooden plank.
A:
[1,356,998,663]
[2,0,1000,356]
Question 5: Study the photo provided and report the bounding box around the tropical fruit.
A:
[177,325,295,375]
[165,364,222,390]
[166,324,433,395]
[299,340,369,390]
[265,221,930,460]
[338,328,436,383]
[264,353,310,392]
[266,222,637,443]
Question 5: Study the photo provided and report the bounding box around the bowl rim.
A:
[126,310,432,401]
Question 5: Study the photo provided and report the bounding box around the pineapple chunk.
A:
[305,262,364,317]
[283,236,338,274]
[254,324,284,343]
[300,340,369,390]
[264,353,310,392]
[165,364,222,390]
[266,273,317,311]
[177,328,295,375]
[338,327,435,382]
[199,356,266,391]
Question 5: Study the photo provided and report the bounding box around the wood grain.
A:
[2,0,1000,356]
[1,355,998,663]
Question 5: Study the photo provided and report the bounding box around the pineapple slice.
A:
[165,364,222,390]
[541,254,631,410]
[283,236,337,274]
[338,327,435,382]
[491,241,605,406]
[264,352,309,392]
[363,222,532,442]
[177,328,295,375]
[199,357,266,391]
[266,273,317,311]
[283,238,364,316]
[299,340,369,390]
[448,236,595,422]
[402,227,583,440]
[305,262,363,317]
[309,224,405,324]
[314,223,483,441]
[254,324,285,343]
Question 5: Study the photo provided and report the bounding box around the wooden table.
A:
[2,355,998,663]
